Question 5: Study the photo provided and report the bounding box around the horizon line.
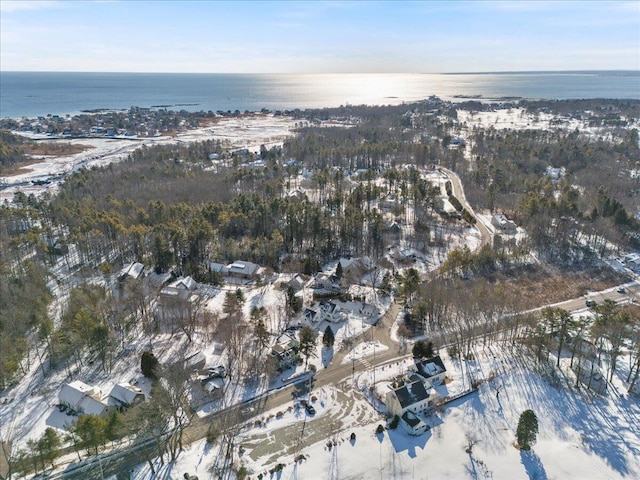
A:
[2,69,639,75]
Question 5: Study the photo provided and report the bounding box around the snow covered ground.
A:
[0,114,298,202]
[127,342,640,480]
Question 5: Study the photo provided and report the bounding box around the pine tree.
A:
[516,409,539,450]
[298,326,316,368]
[141,351,159,379]
[323,325,335,348]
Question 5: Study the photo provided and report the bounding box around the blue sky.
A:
[1,0,638,73]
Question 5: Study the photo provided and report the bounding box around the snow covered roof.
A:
[171,276,197,290]
[227,260,259,276]
[59,381,109,415]
[109,383,144,406]
[59,381,97,407]
[414,355,446,380]
[119,262,144,280]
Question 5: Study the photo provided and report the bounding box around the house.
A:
[304,301,346,325]
[161,276,197,300]
[491,214,517,234]
[209,262,229,276]
[313,273,343,293]
[385,379,439,418]
[58,381,112,416]
[339,256,373,280]
[45,236,68,255]
[545,166,566,182]
[271,339,300,370]
[380,193,402,212]
[401,411,428,435]
[118,262,144,283]
[360,302,378,318]
[287,189,308,202]
[109,383,144,409]
[287,273,309,292]
[227,261,260,280]
[408,355,447,388]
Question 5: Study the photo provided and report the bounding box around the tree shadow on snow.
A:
[520,449,548,480]
[322,346,334,368]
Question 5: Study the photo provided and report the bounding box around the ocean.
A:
[1,71,639,119]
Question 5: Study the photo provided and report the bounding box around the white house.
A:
[385,379,439,418]
[59,381,112,416]
[401,411,428,435]
[303,301,346,325]
[313,273,343,293]
[271,338,300,370]
[108,383,144,408]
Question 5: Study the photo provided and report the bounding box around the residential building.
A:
[58,381,112,416]
[491,214,517,234]
[408,355,447,388]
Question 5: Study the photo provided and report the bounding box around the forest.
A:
[1,98,640,475]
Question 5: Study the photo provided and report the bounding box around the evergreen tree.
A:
[141,351,159,379]
[516,409,539,450]
[335,261,343,279]
[323,325,335,348]
[298,326,316,368]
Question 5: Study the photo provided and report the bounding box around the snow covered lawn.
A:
[129,342,640,479]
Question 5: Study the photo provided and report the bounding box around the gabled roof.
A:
[393,380,429,409]
[119,262,144,280]
[59,381,97,407]
[227,260,259,276]
[59,381,109,415]
[209,262,229,274]
[109,383,144,406]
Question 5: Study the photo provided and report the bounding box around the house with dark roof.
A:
[409,355,447,388]
[385,379,440,419]
[401,411,428,435]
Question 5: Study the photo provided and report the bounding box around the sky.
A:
[1,0,639,73]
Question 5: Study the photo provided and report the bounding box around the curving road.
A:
[438,166,492,247]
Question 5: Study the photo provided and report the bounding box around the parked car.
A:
[304,403,316,415]
[616,286,626,294]
[240,406,255,416]
[586,299,596,308]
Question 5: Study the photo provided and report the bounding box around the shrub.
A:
[375,424,385,435]
[389,415,400,429]
[206,424,219,444]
